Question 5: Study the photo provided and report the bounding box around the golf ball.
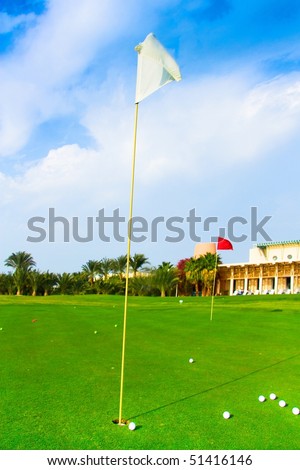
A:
[223,411,231,420]
[128,422,136,431]
[258,395,266,402]
[279,400,286,408]
[179,300,183,304]
[94,331,98,334]
[189,358,194,363]
[292,407,300,415]
[270,393,277,400]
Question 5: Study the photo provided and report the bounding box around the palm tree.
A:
[184,257,203,296]
[129,253,149,277]
[95,276,124,295]
[201,253,222,296]
[0,273,15,295]
[81,260,101,285]
[5,251,36,271]
[200,268,216,296]
[152,262,178,297]
[72,272,88,294]
[111,255,127,280]
[28,270,42,296]
[184,254,222,296]
[203,252,221,270]
[98,258,113,281]
[56,273,74,295]
[0,274,7,295]
[129,276,152,296]
[40,271,57,296]
[5,251,36,295]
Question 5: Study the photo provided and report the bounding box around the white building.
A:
[218,241,300,295]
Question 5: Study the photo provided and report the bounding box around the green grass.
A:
[0,294,299,450]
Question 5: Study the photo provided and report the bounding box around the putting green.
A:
[0,294,299,450]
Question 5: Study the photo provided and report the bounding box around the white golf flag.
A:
[135,33,181,103]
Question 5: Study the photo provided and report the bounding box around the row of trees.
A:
[183,253,221,297]
[1,251,221,297]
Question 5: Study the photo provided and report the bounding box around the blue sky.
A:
[1,0,300,272]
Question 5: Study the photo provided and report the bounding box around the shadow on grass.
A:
[129,352,300,420]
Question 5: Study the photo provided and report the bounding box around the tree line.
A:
[0,251,221,297]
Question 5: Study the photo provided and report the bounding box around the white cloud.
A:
[0,0,142,157]
[86,71,300,185]
[0,144,127,213]
[5,70,300,186]
[1,69,300,216]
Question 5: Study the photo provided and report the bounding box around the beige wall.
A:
[194,242,216,258]
[249,244,300,264]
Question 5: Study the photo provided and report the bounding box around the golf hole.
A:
[112,418,129,426]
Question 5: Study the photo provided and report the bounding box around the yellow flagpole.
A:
[210,253,218,321]
[118,102,139,425]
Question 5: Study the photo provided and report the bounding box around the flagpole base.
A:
[112,418,129,426]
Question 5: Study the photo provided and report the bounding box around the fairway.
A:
[0,294,299,450]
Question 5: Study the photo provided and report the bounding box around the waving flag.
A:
[217,237,233,250]
[135,33,182,103]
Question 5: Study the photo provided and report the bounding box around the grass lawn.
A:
[0,294,299,450]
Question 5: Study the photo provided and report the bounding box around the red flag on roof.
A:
[217,237,233,250]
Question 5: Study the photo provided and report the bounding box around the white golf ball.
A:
[223,411,231,419]
[292,407,300,415]
[279,400,286,408]
[179,300,183,304]
[258,395,266,402]
[128,422,136,431]
[94,331,98,334]
[189,358,194,363]
[114,324,118,327]
[270,393,277,400]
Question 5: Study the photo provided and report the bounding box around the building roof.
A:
[255,240,300,248]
